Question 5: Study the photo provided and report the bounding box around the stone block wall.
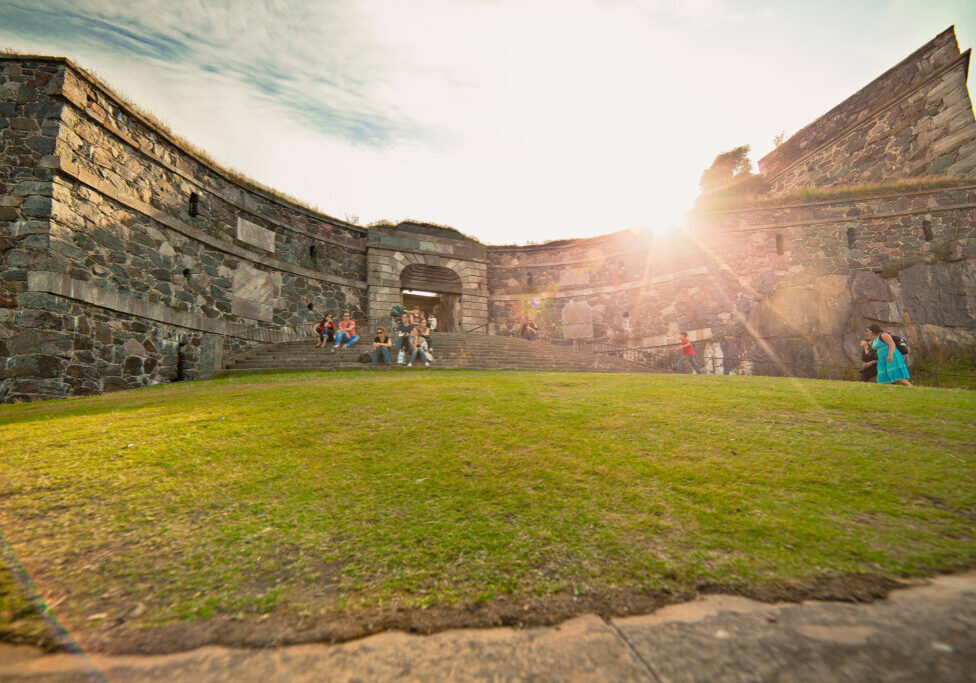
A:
[758,27,976,192]
[488,229,719,342]
[0,288,256,401]
[1,59,62,303]
[54,64,367,279]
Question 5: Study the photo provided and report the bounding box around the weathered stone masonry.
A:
[1,57,370,401]
[2,27,976,400]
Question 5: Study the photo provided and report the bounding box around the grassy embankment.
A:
[1,370,974,643]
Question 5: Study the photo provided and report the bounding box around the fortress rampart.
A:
[758,27,976,192]
[2,28,976,401]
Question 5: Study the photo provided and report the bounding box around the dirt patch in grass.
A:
[0,559,60,652]
[53,573,915,655]
[695,572,905,604]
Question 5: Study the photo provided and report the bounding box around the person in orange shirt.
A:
[334,312,360,349]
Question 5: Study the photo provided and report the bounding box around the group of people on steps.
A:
[375,309,435,367]
[312,307,436,368]
[312,312,359,350]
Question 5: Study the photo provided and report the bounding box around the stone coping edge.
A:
[489,267,711,302]
[28,270,275,341]
[716,199,976,234]
[699,182,976,217]
[57,159,368,289]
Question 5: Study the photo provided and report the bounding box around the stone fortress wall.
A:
[758,27,976,192]
[2,27,976,401]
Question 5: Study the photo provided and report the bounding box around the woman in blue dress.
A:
[867,323,912,386]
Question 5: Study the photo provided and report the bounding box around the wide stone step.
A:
[222,334,653,374]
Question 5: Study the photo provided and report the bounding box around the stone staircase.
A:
[220,333,655,373]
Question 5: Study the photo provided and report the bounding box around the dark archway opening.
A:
[400,264,462,331]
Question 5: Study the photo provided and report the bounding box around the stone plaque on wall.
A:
[232,264,275,321]
[561,300,594,340]
[237,217,276,253]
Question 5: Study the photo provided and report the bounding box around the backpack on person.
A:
[889,334,909,356]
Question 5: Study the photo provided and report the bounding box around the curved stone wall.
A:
[3,28,976,401]
[1,57,370,401]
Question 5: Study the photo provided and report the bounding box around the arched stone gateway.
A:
[366,223,489,333]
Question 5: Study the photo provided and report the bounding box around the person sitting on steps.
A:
[394,313,415,360]
[313,316,328,348]
[417,317,433,352]
[371,327,393,367]
[407,327,431,367]
[334,312,359,350]
[521,320,538,341]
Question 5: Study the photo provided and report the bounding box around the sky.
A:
[1,0,974,245]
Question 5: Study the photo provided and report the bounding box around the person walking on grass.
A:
[371,327,393,367]
[675,332,702,374]
[334,312,359,350]
[867,323,911,386]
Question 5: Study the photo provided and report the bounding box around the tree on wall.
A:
[699,145,753,190]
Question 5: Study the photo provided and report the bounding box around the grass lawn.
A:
[1,370,975,650]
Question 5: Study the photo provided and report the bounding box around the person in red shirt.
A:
[676,332,702,374]
[313,314,335,348]
[334,312,360,349]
